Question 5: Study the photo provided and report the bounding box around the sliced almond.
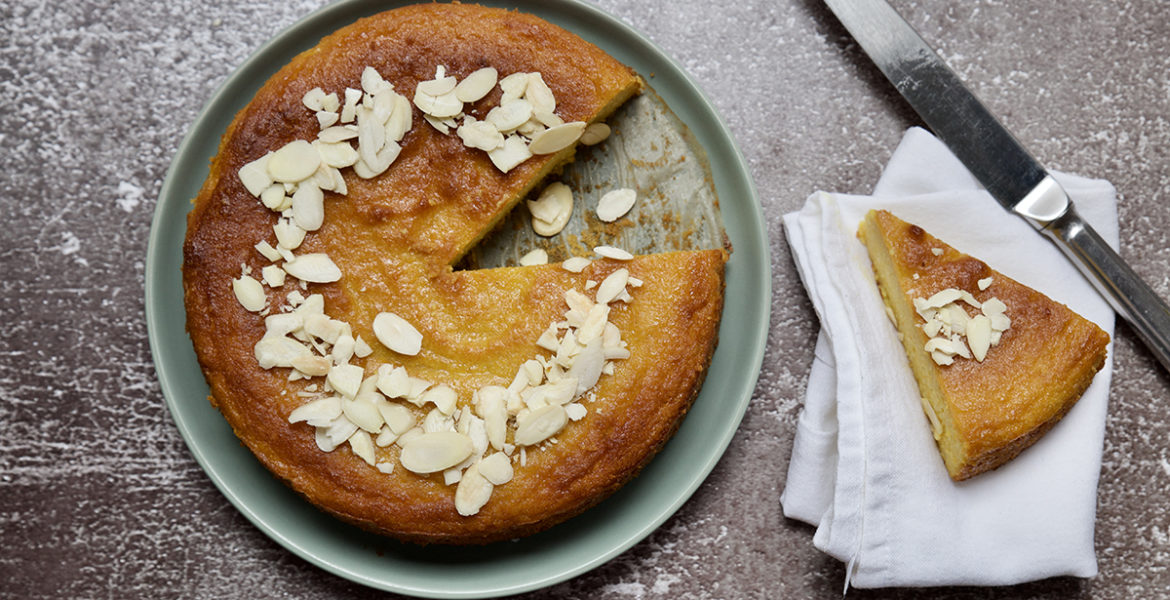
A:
[290,354,330,377]
[456,117,505,151]
[291,183,325,232]
[596,188,637,222]
[454,463,493,516]
[232,275,266,312]
[524,73,556,114]
[519,248,548,266]
[267,140,320,183]
[327,364,364,399]
[273,218,306,250]
[288,396,342,427]
[580,122,611,146]
[498,72,530,103]
[342,397,384,433]
[514,404,568,446]
[399,431,474,474]
[348,429,376,465]
[595,268,629,305]
[421,384,458,415]
[318,126,359,143]
[527,182,573,236]
[377,400,416,435]
[373,312,423,356]
[527,121,585,155]
[561,256,591,273]
[455,67,498,103]
[486,99,534,133]
[283,253,341,283]
[594,245,633,261]
[487,134,532,173]
[302,87,327,112]
[254,335,310,369]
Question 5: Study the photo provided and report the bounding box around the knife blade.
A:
[825,0,1170,373]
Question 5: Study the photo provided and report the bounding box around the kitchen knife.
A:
[825,0,1170,373]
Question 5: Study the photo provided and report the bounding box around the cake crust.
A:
[859,209,1109,480]
[182,3,726,544]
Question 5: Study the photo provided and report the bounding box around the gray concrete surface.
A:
[3,0,1169,597]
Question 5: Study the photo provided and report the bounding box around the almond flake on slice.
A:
[514,404,567,446]
[261,264,286,288]
[342,397,384,433]
[255,240,282,262]
[254,335,311,369]
[524,73,556,114]
[361,66,392,95]
[455,67,498,103]
[290,354,330,377]
[384,93,412,141]
[315,110,339,129]
[487,134,532,173]
[528,121,586,155]
[477,452,514,485]
[399,431,474,474]
[499,72,530,103]
[318,126,359,143]
[232,275,267,312]
[454,463,493,516]
[421,384,458,415]
[373,312,423,356]
[282,253,341,283]
[341,88,362,123]
[519,248,548,266]
[302,87,327,112]
[596,188,637,222]
[273,218,306,250]
[267,140,321,183]
[289,396,342,427]
[594,245,633,261]
[595,268,629,305]
[238,152,274,197]
[486,99,534,133]
[315,140,358,169]
[291,183,324,232]
[562,257,591,273]
[327,364,364,399]
[347,430,377,465]
[377,400,416,435]
[456,117,505,151]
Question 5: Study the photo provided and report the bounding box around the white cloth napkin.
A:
[780,127,1118,589]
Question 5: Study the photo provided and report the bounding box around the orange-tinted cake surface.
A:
[859,209,1108,480]
[182,3,727,544]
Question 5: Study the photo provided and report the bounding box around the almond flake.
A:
[232,275,267,312]
[348,429,376,465]
[302,87,327,112]
[487,134,532,174]
[399,431,474,474]
[455,67,498,103]
[373,312,423,356]
[273,218,306,250]
[376,364,411,398]
[524,73,556,114]
[580,122,611,145]
[254,335,311,369]
[596,188,637,222]
[421,384,458,415]
[594,245,633,261]
[514,404,567,446]
[255,240,282,262]
[318,126,359,143]
[361,66,392,95]
[261,264,286,288]
[528,182,573,236]
[259,184,286,211]
[498,72,530,103]
[267,140,321,183]
[527,121,586,155]
[414,89,463,118]
[595,268,629,305]
[456,117,505,151]
[377,400,416,435]
[342,397,384,433]
[288,396,342,427]
[315,110,339,129]
[486,99,534,133]
[283,253,341,283]
[477,452,514,485]
[291,183,325,231]
[978,277,994,291]
[327,364,364,399]
[341,88,362,123]
[519,248,548,266]
[238,153,274,196]
[562,257,590,273]
[454,463,493,516]
[290,354,330,377]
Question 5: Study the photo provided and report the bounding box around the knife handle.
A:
[1044,206,1170,372]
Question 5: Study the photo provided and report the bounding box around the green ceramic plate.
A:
[145,0,770,596]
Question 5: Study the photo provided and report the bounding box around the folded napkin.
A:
[780,127,1118,588]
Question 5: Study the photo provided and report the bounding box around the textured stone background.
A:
[3,0,1169,598]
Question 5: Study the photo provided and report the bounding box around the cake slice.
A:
[858,209,1109,480]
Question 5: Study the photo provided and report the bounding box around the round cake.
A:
[183,3,727,544]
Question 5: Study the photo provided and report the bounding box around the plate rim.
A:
[145,0,771,596]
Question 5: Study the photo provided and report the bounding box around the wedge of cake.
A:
[858,209,1109,480]
[182,4,727,544]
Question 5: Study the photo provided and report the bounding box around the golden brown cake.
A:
[182,3,727,544]
[858,209,1108,481]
